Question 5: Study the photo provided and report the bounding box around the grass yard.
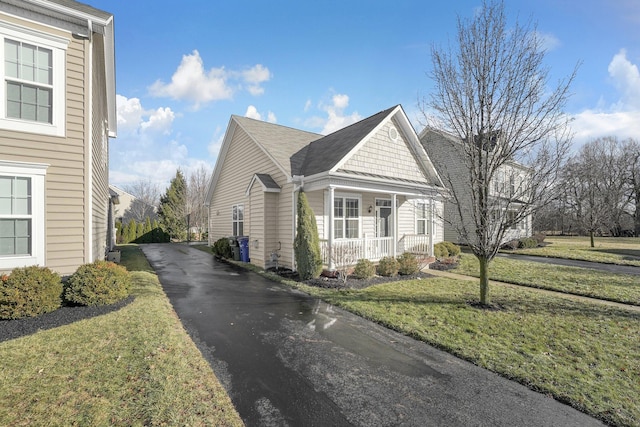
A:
[452,254,640,305]
[507,236,640,266]
[0,245,243,427]
[284,277,639,427]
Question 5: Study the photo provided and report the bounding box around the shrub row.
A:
[0,261,131,320]
[352,252,423,279]
[434,241,461,259]
[502,233,545,250]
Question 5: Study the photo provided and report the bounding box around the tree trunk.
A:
[478,255,490,305]
[590,230,595,248]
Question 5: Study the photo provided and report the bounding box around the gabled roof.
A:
[291,106,397,177]
[245,173,281,196]
[233,115,321,177]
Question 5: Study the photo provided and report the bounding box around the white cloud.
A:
[304,99,312,112]
[570,49,640,146]
[242,64,271,96]
[208,128,224,158]
[319,93,362,135]
[536,31,560,52]
[116,95,176,137]
[244,105,277,123]
[607,49,640,110]
[148,51,271,109]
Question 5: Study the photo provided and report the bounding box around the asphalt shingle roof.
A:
[292,106,398,176]
[254,173,280,190]
[44,0,112,19]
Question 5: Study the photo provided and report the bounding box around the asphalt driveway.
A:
[141,243,602,427]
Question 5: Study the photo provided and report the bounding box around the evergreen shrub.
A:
[65,261,131,306]
[442,241,461,257]
[518,237,538,249]
[434,242,449,259]
[293,192,323,280]
[213,237,233,259]
[0,266,62,319]
[376,256,399,277]
[353,259,376,279]
[397,252,419,275]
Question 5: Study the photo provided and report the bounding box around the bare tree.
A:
[123,179,160,222]
[423,0,576,305]
[623,139,640,236]
[186,165,211,240]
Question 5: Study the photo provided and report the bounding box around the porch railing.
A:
[320,234,431,266]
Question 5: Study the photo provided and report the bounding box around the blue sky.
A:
[88,0,640,189]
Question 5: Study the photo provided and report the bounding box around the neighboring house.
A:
[419,128,532,245]
[109,184,136,222]
[0,0,116,275]
[206,105,446,271]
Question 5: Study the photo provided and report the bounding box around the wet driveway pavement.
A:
[141,243,602,427]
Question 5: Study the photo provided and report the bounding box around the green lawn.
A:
[0,245,243,427]
[285,277,639,427]
[452,254,640,305]
[506,236,640,266]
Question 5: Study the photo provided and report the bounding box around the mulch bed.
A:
[0,296,134,344]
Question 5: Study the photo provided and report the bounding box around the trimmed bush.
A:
[212,237,233,259]
[397,252,419,275]
[0,266,62,319]
[533,233,546,245]
[65,261,131,306]
[518,237,538,249]
[293,192,323,280]
[376,256,399,277]
[434,242,449,259]
[353,259,376,279]
[442,241,461,257]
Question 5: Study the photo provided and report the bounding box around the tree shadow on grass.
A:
[592,248,640,260]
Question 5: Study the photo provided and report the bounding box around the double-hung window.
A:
[0,21,68,136]
[0,161,47,270]
[232,204,244,236]
[415,201,431,235]
[334,196,360,239]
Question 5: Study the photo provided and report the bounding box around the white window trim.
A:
[414,199,431,235]
[332,192,362,240]
[0,160,48,270]
[232,203,244,236]
[0,21,68,137]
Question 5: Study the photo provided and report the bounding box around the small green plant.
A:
[0,266,62,319]
[353,259,376,279]
[518,237,538,249]
[397,252,419,275]
[212,237,233,259]
[434,242,449,259]
[442,241,461,257]
[376,256,399,277]
[64,261,131,306]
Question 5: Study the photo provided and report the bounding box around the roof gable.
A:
[292,106,396,176]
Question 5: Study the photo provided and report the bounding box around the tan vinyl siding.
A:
[264,192,279,266]
[0,12,110,275]
[209,125,289,268]
[276,183,294,269]
[248,183,265,266]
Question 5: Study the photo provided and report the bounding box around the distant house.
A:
[206,105,446,270]
[419,128,532,245]
[0,0,116,275]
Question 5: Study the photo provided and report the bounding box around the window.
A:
[507,210,518,230]
[415,201,431,235]
[0,21,68,136]
[334,196,360,239]
[232,204,244,236]
[0,161,47,270]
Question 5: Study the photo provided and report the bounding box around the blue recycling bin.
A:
[238,236,250,262]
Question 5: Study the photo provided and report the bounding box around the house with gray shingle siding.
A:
[206,105,446,270]
[419,128,532,245]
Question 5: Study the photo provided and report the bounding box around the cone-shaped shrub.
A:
[294,191,323,280]
[65,261,131,306]
[0,266,62,319]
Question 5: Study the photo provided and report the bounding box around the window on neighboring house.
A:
[232,204,244,236]
[0,22,67,136]
[415,201,430,235]
[507,210,518,230]
[509,174,515,197]
[0,161,47,270]
[334,196,359,239]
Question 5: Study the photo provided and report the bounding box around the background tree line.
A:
[535,136,640,243]
[120,165,211,242]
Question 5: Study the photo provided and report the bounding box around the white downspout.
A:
[291,176,304,270]
[392,193,397,257]
[86,19,94,262]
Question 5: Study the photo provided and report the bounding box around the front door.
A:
[376,199,392,238]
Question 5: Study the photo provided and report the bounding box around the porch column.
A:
[328,186,334,270]
[392,193,397,257]
[429,200,435,256]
